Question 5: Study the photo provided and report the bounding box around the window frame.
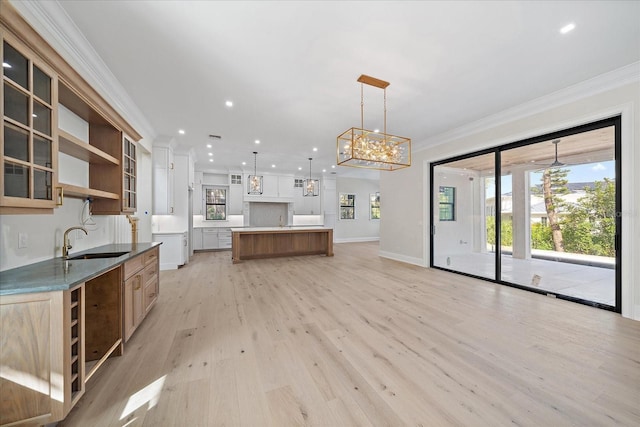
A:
[203,185,228,221]
[339,193,356,220]
[370,192,380,220]
[438,186,456,221]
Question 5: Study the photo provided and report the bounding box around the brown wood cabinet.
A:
[123,246,159,341]
[232,228,334,263]
[0,290,64,425]
[1,3,142,215]
[0,33,58,214]
[0,273,123,427]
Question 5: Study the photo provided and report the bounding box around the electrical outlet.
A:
[18,233,28,249]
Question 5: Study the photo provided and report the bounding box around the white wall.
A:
[432,168,476,258]
[335,177,380,243]
[380,79,640,321]
[1,105,154,271]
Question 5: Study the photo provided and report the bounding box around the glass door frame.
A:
[430,116,621,313]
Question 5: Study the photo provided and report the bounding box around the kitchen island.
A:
[231,227,333,263]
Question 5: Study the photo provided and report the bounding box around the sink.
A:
[67,251,129,260]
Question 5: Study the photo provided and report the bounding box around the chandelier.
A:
[303,157,319,197]
[337,74,411,171]
[247,151,263,194]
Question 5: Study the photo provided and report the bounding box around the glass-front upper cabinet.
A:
[123,135,136,212]
[1,38,57,211]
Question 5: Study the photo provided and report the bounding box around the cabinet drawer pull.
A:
[56,186,64,206]
[134,275,142,290]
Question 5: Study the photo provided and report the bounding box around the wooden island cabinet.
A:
[231,227,333,263]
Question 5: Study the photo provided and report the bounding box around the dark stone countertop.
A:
[0,242,161,296]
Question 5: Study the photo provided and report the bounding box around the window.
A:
[370,192,380,219]
[204,186,227,220]
[294,178,304,188]
[340,193,356,219]
[230,174,242,184]
[439,186,455,221]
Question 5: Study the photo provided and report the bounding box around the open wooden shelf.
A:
[59,183,119,201]
[58,129,119,166]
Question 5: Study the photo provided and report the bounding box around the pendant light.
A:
[303,157,319,197]
[247,151,263,194]
[337,74,411,171]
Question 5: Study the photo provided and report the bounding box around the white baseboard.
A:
[334,237,380,244]
[378,250,426,267]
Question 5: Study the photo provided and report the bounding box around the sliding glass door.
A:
[432,153,495,280]
[431,117,620,312]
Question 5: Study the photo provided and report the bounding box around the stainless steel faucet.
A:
[63,226,88,258]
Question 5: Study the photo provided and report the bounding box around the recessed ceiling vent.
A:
[208,134,222,139]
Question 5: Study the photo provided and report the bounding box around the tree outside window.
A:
[205,187,227,220]
[340,193,355,219]
[370,192,380,219]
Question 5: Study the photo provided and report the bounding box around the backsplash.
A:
[249,202,288,227]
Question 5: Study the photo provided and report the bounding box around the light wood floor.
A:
[61,242,640,426]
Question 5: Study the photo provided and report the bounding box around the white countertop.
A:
[152,230,187,235]
[230,226,330,232]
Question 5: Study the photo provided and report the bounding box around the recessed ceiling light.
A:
[374,129,380,133]
[209,159,213,162]
[206,144,212,148]
[225,100,233,107]
[208,152,213,156]
[298,167,302,171]
[313,147,318,152]
[560,23,576,34]
[271,164,276,168]
[242,161,246,166]
[178,129,185,135]
[322,169,327,173]
[331,165,336,168]
[2,62,11,68]
[255,140,260,144]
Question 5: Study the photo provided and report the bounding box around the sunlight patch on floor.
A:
[120,375,166,420]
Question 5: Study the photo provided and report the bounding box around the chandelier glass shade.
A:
[247,151,263,195]
[337,75,411,171]
[303,157,319,197]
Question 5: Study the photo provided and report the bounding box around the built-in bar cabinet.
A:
[0,1,142,215]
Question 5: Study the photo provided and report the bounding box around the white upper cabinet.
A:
[153,145,174,215]
[277,176,294,199]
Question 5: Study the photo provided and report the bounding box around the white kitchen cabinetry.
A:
[261,175,279,198]
[228,184,243,214]
[278,175,294,199]
[199,228,232,250]
[193,228,203,250]
[218,229,232,249]
[293,184,321,214]
[153,145,175,215]
[152,231,187,270]
[243,174,295,202]
[193,171,203,215]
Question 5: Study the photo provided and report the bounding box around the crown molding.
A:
[417,62,640,151]
[9,0,157,142]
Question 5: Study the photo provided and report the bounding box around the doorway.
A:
[430,117,621,311]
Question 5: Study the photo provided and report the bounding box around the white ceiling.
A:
[56,1,640,180]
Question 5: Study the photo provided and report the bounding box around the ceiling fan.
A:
[529,139,570,171]
[549,139,565,167]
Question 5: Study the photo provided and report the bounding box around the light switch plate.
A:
[18,233,28,248]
